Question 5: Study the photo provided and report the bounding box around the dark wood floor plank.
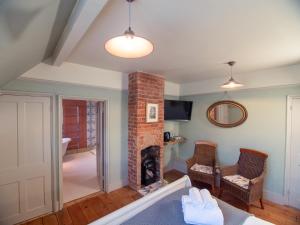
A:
[43,214,59,225]
[26,218,43,225]
[79,199,99,223]
[85,197,106,218]
[109,191,127,208]
[67,204,88,225]
[97,194,117,214]
[164,170,185,183]
[56,208,73,225]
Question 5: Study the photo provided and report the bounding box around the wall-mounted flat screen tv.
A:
[164,100,193,121]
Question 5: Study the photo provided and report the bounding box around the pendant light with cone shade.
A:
[105,0,154,58]
[221,61,244,89]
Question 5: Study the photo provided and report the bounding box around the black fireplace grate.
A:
[141,145,160,186]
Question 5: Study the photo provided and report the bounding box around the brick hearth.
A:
[128,72,164,190]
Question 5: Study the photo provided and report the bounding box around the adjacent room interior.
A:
[0,0,300,225]
[61,99,103,203]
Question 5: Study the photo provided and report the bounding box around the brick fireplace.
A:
[128,72,164,190]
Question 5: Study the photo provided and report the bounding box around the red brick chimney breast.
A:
[128,72,164,190]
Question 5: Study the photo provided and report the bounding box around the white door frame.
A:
[57,95,109,210]
[284,95,300,205]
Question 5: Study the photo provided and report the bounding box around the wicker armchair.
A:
[219,148,268,211]
[186,141,217,192]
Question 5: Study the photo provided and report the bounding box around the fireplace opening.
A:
[141,146,160,186]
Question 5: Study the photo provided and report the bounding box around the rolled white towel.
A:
[181,195,193,212]
[183,202,224,225]
[189,187,204,207]
[200,189,218,209]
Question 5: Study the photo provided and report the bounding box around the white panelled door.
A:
[289,97,300,209]
[0,95,52,224]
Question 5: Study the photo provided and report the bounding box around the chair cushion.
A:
[223,175,250,189]
[190,163,213,174]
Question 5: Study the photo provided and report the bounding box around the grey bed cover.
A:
[122,187,251,225]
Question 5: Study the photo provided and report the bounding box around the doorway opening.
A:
[61,98,106,204]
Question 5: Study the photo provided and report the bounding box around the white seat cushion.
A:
[190,163,213,174]
[223,174,250,189]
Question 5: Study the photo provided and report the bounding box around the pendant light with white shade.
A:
[221,61,244,89]
[105,0,154,58]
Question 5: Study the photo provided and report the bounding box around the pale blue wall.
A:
[3,79,128,191]
[178,85,300,195]
[164,95,180,171]
[4,78,299,196]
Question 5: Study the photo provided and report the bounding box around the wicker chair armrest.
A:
[250,173,264,186]
[186,158,195,169]
[220,164,238,177]
[248,173,265,201]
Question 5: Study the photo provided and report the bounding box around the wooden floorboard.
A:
[26,218,43,225]
[56,209,73,225]
[20,170,300,225]
[42,215,59,225]
[67,204,89,225]
[79,199,99,224]
[85,197,106,218]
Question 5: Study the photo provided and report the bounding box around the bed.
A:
[89,176,274,225]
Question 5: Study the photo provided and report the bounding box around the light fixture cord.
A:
[128,1,132,29]
[222,91,232,100]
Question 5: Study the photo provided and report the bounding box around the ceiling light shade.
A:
[221,77,244,89]
[221,61,244,89]
[105,0,154,58]
[105,34,153,58]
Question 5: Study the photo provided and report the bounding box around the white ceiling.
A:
[68,0,300,84]
[0,0,76,87]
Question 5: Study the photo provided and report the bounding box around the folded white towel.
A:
[200,189,218,209]
[182,195,193,212]
[183,202,224,225]
[189,187,204,207]
[182,188,224,225]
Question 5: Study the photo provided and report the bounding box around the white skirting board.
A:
[108,177,129,193]
[172,160,286,205]
[163,164,175,173]
[263,190,286,205]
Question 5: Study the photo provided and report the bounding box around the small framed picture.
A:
[146,103,159,123]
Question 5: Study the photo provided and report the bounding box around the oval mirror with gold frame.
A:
[207,100,248,128]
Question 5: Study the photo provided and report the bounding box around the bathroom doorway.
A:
[60,98,107,204]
